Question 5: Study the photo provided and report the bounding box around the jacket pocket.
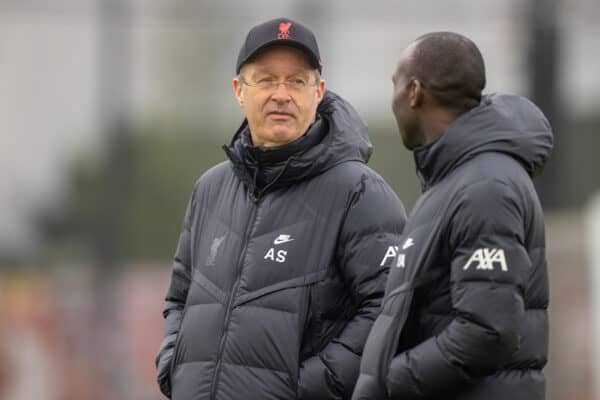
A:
[168,305,189,381]
[296,283,313,397]
[233,268,328,308]
[156,346,174,398]
[233,269,329,397]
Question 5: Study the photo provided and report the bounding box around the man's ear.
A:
[233,77,244,108]
[408,79,424,108]
[315,79,326,103]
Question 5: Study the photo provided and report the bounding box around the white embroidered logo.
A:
[264,248,287,263]
[463,248,508,271]
[380,246,406,268]
[273,234,294,245]
[402,238,415,250]
[206,235,225,266]
[265,234,294,263]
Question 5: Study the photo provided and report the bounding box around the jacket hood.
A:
[413,93,553,189]
[224,90,372,198]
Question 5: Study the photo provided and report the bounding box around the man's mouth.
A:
[267,111,294,120]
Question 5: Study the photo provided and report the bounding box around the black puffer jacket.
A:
[353,94,553,400]
[156,91,407,400]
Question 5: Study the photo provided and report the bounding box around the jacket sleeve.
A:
[155,192,195,398]
[299,174,407,399]
[386,179,529,399]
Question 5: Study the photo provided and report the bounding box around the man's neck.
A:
[420,108,458,147]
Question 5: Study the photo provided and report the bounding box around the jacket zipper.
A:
[209,196,260,399]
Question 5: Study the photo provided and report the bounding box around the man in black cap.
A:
[155,18,407,400]
[353,32,552,400]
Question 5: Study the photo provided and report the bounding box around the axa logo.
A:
[278,22,292,39]
[380,246,406,268]
[264,234,293,263]
[463,248,508,271]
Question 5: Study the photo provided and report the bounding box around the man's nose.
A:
[271,82,291,102]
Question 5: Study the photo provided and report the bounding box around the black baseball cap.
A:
[236,17,322,74]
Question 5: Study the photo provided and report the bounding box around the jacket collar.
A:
[412,94,553,191]
[224,90,372,199]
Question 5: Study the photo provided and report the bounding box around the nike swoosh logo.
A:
[274,238,294,245]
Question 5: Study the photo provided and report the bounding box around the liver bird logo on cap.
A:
[278,22,292,39]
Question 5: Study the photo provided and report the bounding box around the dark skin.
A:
[391,42,461,150]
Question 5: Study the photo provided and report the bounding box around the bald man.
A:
[352,32,553,400]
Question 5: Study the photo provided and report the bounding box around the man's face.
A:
[392,44,420,150]
[233,46,326,148]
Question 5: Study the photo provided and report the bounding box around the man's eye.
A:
[258,77,275,84]
[289,78,307,86]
